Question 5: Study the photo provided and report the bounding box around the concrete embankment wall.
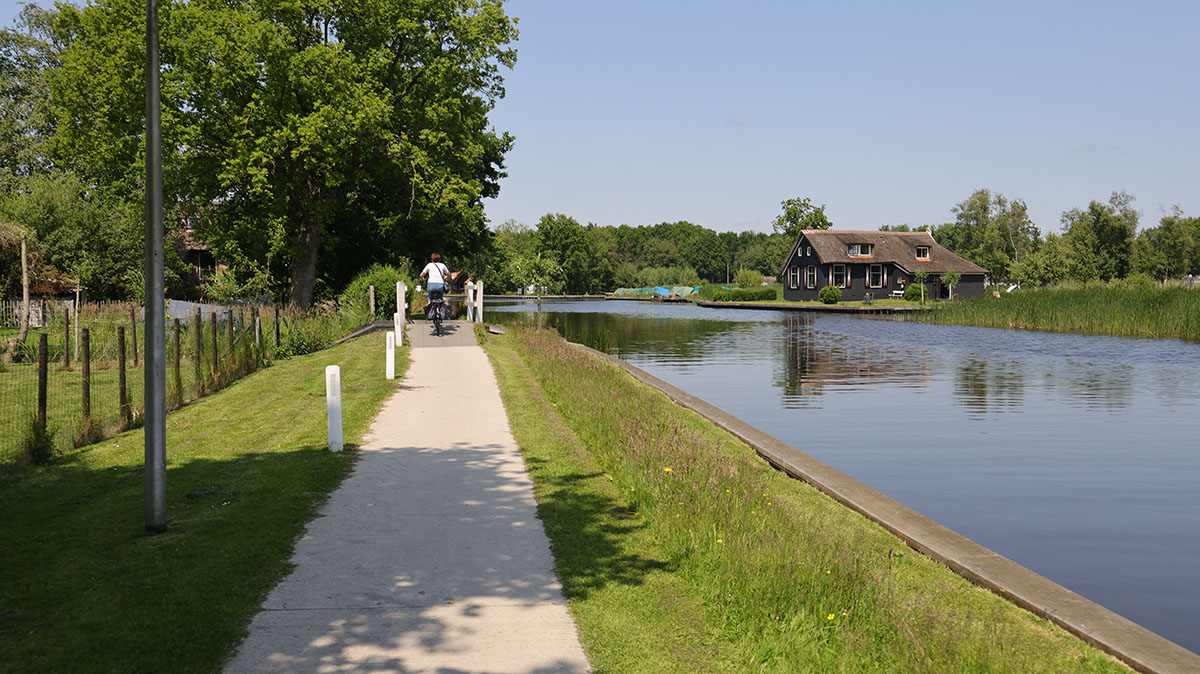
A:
[573,342,1199,674]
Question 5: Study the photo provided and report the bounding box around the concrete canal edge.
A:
[572,342,1200,674]
[694,300,931,314]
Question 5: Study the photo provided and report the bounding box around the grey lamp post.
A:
[144,0,166,533]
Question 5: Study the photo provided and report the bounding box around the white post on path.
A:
[465,282,475,322]
[475,280,484,323]
[396,282,407,343]
[385,331,395,380]
[325,365,343,452]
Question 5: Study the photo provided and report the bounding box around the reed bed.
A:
[923,287,1200,341]
[486,327,1126,672]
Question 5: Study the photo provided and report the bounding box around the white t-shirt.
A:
[422,262,449,284]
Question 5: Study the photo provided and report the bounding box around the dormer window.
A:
[916,246,930,260]
[848,243,873,257]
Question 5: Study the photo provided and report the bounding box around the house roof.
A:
[779,229,988,277]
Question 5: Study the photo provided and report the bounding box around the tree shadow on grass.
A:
[522,456,671,602]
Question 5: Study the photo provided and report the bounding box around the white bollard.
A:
[325,365,343,452]
[475,280,483,323]
[397,282,407,345]
[393,312,402,347]
[385,331,395,379]
[464,282,473,322]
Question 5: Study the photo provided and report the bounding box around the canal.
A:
[487,298,1200,654]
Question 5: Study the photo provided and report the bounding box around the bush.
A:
[1122,273,1158,290]
[634,265,700,288]
[22,417,54,465]
[339,263,415,320]
[734,269,763,288]
[711,287,777,302]
[903,284,925,302]
[818,285,842,304]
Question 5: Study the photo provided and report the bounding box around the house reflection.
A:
[776,314,933,408]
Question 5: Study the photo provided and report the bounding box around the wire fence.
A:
[1,297,372,466]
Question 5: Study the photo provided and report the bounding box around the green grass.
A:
[923,286,1200,341]
[0,331,406,673]
[484,327,1128,673]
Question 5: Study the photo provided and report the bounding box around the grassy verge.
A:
[922,287,1200,341]
[0,331,406,673]
[484,326,1127,673]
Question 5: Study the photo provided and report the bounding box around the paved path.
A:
[226,322,589,673]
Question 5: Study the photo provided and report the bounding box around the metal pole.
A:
[144,0,167,534]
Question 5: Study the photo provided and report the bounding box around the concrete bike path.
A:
[225,337,590,673]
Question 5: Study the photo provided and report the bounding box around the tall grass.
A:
[489,327,1126,672]
[924,287,1200,341]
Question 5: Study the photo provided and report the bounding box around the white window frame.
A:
[868,264,883,288]
[805,265,816,289]
[788,266,800,289]
[831,264,847,288]
[916,246,930,260]
[847,244,859,256]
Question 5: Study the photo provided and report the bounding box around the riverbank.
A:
[921,286,1200,342]
[0,333,405,673]
[483,326,1133,673]
[696,299,930,314]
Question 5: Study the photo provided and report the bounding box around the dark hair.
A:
[431,253,441,263]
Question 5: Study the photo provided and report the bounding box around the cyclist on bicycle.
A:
[419,253,451,319]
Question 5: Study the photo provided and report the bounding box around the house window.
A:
[831,264,847,288]
[805,265,816,289]
[868,264,883,288]
[788,266,800,289]
[806,246,811,256]
[916,246,930,260]
[848,243,873,257]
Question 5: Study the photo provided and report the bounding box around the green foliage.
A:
[712,287,777,302]
[818,285,842,304]
[903,283,925,302]
[772,196,833,238]
[924,286,1200,341]
[337,263,414,321]
[933,189,1039,281]
[21,416,53,465]
[635,265,700,288]
[1121,272,1158,290]
[1060,191,1139,282]
[942,270,962,298]
[44,0,518,307]
[734,268,762,287]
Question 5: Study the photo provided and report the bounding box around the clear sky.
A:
[5,0,1198,235]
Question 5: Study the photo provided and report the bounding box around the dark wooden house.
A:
[778,230,987,302]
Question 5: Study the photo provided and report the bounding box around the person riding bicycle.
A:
[419,253,451,320]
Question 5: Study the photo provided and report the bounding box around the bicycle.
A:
[426,288,447,336]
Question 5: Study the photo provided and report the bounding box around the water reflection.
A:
[954,357,1027,417]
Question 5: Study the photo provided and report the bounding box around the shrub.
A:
[711,287,778,302]
[1123,273,1158,290]
[903,284,924,302]
[734,269,763,288]
[339,263,415,320]
[818,285,842,304]
[22,417,54,465]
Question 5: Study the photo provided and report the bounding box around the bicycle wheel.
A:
[433,309,442,336]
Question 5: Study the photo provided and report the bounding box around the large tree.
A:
[934,189,1039,281]
[1060,191,1139,282]
[772,196,832,239]
[46,0,517,306]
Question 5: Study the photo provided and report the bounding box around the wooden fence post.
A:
[62,305,70,369]
[369,284,376,318]
[274,303,281,348]
[210,311,219,384]
[81,327,91,419]
[118,325,129,429]
[194,307,204,397]
[171,318,182,409]
[129,305,139,368]
[37,332,48,425]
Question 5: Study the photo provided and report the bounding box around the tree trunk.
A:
[289,217,321,309]
[2,237,29,363]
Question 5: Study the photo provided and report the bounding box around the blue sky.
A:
[5,0,1198,235]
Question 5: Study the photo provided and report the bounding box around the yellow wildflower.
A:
[827,613,835,620]
[663,467,672,473]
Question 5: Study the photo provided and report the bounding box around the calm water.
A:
[488,298,1200,653]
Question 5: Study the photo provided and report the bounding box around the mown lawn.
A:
[0,332,406,673]
[485,326,1127,673]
